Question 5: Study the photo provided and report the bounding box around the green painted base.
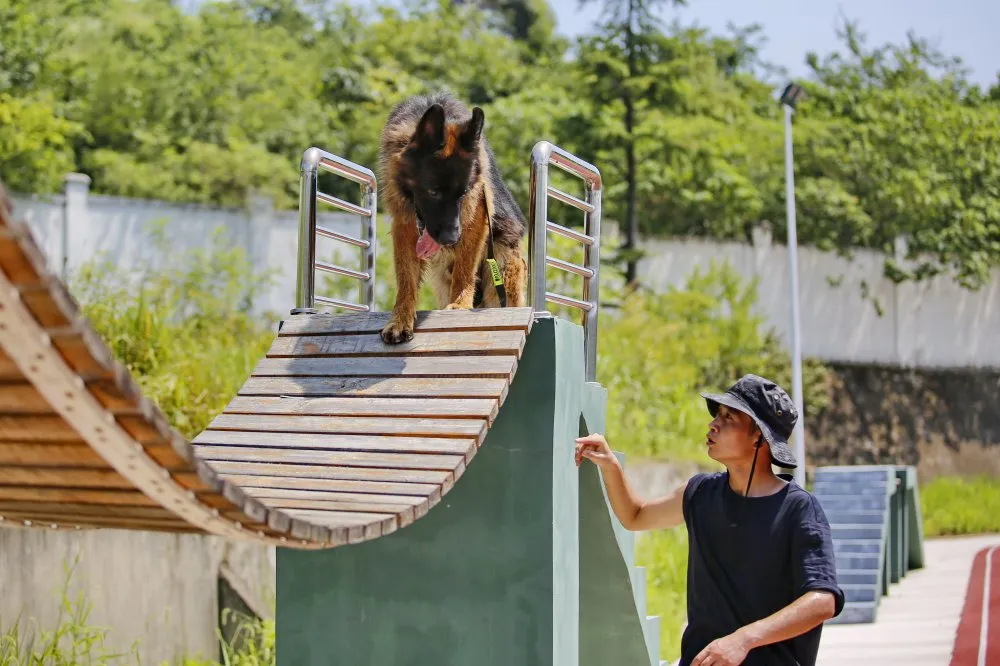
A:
[276,317,585,666]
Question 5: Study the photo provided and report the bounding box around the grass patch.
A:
[68,223,278,440]
[921,475,1000,537]
[636,528,689,664]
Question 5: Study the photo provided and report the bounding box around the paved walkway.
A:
[816,534,1000,666]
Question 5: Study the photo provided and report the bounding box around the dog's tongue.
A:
[415,229,442,259]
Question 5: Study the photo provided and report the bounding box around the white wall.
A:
[10,174,1000,369]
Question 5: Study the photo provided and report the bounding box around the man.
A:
[575,374,844,666]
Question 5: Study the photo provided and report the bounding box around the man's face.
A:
[705,404,761,465]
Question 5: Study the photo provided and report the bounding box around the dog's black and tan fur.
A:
[378,91,528,344]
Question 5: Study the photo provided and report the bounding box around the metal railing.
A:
[527,141,603,382]
[292,147,377,314]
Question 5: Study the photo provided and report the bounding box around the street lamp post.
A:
[780,82,806,487]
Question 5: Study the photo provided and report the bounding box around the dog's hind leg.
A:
[381,213,422,344]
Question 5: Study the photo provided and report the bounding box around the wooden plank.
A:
[205,413,487,442]
[0,501,177,520]
[215,473,440,498]
[280,508,396,529]
[0,467,133,488]
[205,460,452,485]
[20,289,72,328]
[252,355,517,378]
[0,348,23,381]
[238,376,507,400]
[222,396,499,422]
[0,234,43,286]
[52,334,114,380]
[0,486,159,506]
[192,445,464,471]
[0,415,81,441]
[240,486,426,506]
[193,430,476,458]
[0,511,201,532]
[114,415,170,444]
[84,380,138,411]
[0,384,54,413]
[252,497,413,518]
[278,307,534,336]
[266,330,525,358]
[0,443,108,467]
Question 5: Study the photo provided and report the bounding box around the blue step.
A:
[825,510,886,525]
[832,525,884,540]
[812,482,889,497]
[833,539,882,554]
[814,468,894,483]
[836,553,880,570]
[828,601,877,624]
[837,569,879,586]
[842,584,878,603]
[818,496,888,511]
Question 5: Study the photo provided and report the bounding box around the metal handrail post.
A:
[293,149,321,314]
[527,140,603,382]
[292,146,378,315]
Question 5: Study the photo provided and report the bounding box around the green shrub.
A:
[596,260,830,463]
[921,475,1000,537]
[68,223,278,440]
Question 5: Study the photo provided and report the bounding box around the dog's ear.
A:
[414,104,446,151]
[459,107,485,152]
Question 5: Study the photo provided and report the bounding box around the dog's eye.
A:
[427,189,441,199]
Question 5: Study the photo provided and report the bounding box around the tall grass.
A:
[68,223,278,440]
[921,475,1000,537]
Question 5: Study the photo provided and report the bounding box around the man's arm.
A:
[574,433,686,531]
[691,591,836,666]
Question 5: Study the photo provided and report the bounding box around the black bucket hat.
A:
[700,374,798,469]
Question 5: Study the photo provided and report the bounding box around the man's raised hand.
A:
[574,433,619,471]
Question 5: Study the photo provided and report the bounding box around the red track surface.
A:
[950,545,1000,666]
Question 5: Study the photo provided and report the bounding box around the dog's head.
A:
[398,103,485,249]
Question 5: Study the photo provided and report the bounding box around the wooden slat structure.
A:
[0,181,533,549]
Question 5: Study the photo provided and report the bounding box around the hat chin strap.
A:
[744,436,763,498]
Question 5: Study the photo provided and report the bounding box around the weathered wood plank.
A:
[20,289,72,328]
[216,473,440,498]
[278,307,534,336]
[193,445,464,471]
[252,355,517,378]
[238,376,507,400]
[205,413,487,442]
[240,486,426,506]
[0,501,176,520]
[0,384,55,413]
[53,335,114,380]
[0,349,23,381]
[0,467,134,488]
[193,429,477,458]
[266,330,525,358]
[0,233,43,286]
[0,443,108,467]
[280,508,397,530]
[115,415,170,444]
[205,460,452,485]
[0,486,159,506]
[254,497,414,519]
[0,415,81,442]
[222,396,499,422]
[0,511,201,532]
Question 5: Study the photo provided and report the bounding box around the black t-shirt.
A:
[679,471,845,666]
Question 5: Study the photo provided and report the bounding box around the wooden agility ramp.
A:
[0,187,534,547]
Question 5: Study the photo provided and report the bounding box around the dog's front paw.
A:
[444,299,473,311]
[380,318,414,345]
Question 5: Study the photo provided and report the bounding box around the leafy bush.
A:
[921,475,1000,537]
[68,223,278,440]
[596,260,830,462]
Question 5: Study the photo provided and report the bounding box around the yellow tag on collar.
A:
[486,258,503,286]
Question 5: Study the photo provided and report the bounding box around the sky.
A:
[547,0,1000,88]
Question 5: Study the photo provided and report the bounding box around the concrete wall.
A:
[0,527,274,665]
[11,175,999,370]
[636,225,1000,369]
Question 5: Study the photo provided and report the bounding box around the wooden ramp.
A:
[0,185,532,549]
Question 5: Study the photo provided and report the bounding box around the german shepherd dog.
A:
[378,91,528,344]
